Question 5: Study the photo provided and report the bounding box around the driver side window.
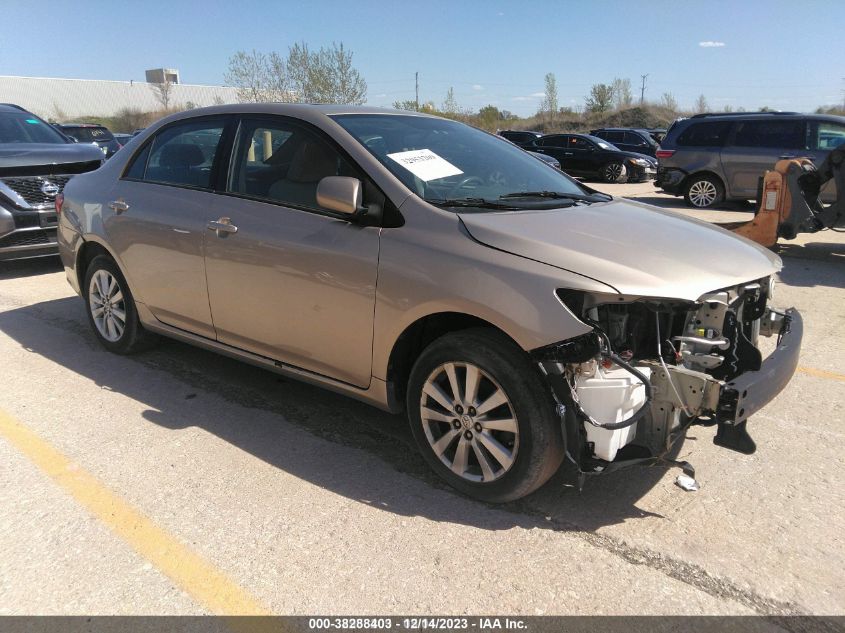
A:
[228,118,360,213]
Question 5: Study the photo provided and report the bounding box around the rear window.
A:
[676,121,732,147]
[63,126,115,143]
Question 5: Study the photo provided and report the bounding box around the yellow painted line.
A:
[797,366,845,383]
[0,409,271,617]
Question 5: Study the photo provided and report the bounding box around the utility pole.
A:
[415,72,419,111]
[640,74,649,104]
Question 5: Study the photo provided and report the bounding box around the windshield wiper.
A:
[499,190,610,203]
[427,197,520,210]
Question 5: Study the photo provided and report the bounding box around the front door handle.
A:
[779,154,797,159]
[207,217,238,237]
[108,199,129,214]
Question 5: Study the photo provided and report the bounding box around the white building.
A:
[0,75,240,121]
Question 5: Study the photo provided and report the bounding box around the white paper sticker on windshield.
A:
[387,149,463,182]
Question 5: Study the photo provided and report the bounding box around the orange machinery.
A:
[720,148,844,248]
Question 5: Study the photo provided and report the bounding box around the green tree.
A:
[585,84,615,113]
[392,99,419,111]
[477,105,502,130]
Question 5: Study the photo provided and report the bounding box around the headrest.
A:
[286,140,336,183]
[159,143,205,168]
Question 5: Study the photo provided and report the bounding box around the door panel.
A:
[104,117,229,337]
[721,119,807,198]
[105,180,216,337]
[204,198,379,387]
[203,115,380,388]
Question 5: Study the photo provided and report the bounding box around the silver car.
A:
[57,105,802,502]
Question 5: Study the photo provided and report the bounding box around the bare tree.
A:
[442,87,459,115]
[287,41,367,104]
[661,92,679,112]
[694,94,709,113]
[540,73,559,120]
[225,50,290,103]
[151,80,174,110]
[585,84,615,113]
[611,78,633,109]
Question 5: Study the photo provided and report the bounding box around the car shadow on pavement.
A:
[0,257,62,280]
[0,296,684,533]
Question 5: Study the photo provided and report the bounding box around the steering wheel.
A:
[445,175,485,197]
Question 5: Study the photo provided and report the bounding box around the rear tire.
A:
[406,328,564,503]
[83,255,157,354]
[684,174,725,208]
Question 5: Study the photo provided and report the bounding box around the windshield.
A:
[332,114,594,209]
[62,126,114,143]
[0,111,69,144]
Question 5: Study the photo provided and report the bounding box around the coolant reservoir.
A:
[575,365,651,462]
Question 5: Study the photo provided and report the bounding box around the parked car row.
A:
[498,129,657,183]
[656,111,845,208]
[502,111,845,209]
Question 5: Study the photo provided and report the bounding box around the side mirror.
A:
[317,176,363,216]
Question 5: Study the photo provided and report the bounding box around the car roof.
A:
[142,103,446,135]
[0,103,30,114]
[683,112,845,124]
[59,123,109,128]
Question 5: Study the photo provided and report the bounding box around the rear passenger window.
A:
[676,121,732,147]
[143,120,225,189]
[538,136,566,147]
[604,131,625,143]
[732,120,806,149]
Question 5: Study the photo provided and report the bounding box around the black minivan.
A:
[655,112,845,208]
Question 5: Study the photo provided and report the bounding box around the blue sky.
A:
[1,0,842,115]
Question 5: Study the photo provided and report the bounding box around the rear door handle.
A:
[779,154,797,159]
[207,217,238,236]
[108,199,129,214]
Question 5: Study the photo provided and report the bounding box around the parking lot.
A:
[0,180,843,617]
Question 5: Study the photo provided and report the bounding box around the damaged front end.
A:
[533,280,802,486]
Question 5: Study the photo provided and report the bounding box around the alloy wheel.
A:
[419,362,519,483]
[603,163,624,182]
[89,269,126,342]
[688,179,718,207]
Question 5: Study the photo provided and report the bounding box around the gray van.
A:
[656,112,845,208]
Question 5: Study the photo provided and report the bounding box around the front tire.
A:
[83,255,157,354]
[601,161,627,183]
[406,328,564,503]
[684,174,725,208]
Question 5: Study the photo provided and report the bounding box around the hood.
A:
[0,143,105,172]
[459,198,781,301]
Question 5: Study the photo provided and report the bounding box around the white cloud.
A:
[472,84,483,91]
[512,96,532,101]
[512,93,545,101]
[496,11,504,16]
[699,40,726,47]
[529,92,545,97]
[374,93,387,98]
